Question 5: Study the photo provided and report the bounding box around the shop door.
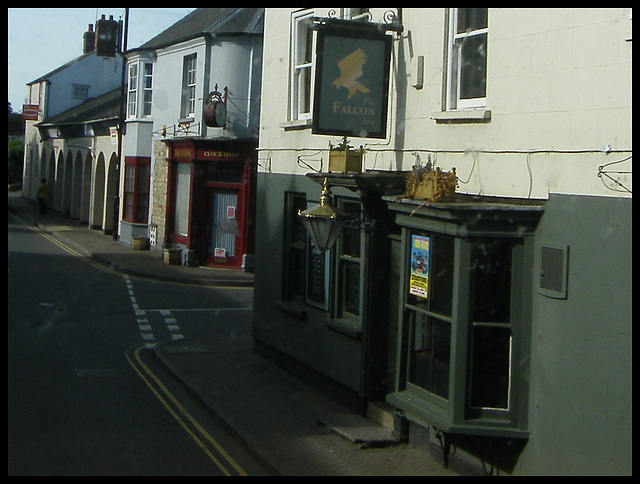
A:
[207,188,240,267]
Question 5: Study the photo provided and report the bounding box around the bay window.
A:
[142,63,153,116]
[387,198,544,438]
[123,157,150,223]
[127,64,138,118]
[127,61,154,119]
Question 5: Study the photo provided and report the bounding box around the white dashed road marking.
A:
[124,276,184,347]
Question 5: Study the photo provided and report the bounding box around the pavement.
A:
[8,191,460,476]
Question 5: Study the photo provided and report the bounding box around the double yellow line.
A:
[125,345,248,476]
[28,223,117,274]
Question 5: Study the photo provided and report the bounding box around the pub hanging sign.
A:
[312,22,392,139]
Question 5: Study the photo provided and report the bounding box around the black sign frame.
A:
[312,23,392,139]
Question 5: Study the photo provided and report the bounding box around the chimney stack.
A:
[95,14,119,57]
[83,24,95,54]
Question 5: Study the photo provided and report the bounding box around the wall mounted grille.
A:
[538,245,569,299]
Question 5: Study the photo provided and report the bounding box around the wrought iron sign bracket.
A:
[311,12,403,35]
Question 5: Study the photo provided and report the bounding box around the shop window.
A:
[280,192,364,333]
[336,199,362,317]
[468,239,515,416]
[283,192,308,301]
[391,229,531,438]
[123,157,150,223]
[174,162,191,236]
[409,312,451,400]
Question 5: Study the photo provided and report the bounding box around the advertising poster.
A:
[409,235,430,299]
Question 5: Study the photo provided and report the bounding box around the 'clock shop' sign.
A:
[312,21,392,139]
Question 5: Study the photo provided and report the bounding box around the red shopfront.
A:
[165,139,257,270]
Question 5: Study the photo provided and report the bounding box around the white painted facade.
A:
[22,49,123,229]
[258,8,632,199]
[121,10,263,259]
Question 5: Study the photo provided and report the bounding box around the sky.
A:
[8,8,196,112]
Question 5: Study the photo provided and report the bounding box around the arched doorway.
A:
[103,153,119,234]
[47,150,55,202]
[61,151,73,216]
[54,151,65,213]
[91,153,106,230]
[80,152,92,224]
[71,151,83,219]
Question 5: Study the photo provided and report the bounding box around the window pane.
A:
[469,326,511,409]
[124,164,135,191]
[297,16,313,64]
[342,260,360,316]
[123,164,135,220]
[459,33,487,100]
[470,240,512,323]
[340,200,361,258]
[136,165,150,222]
[143,90,153,116]
[457,8,487,33]
[297,67,312,115]
[123,192,133,219]
[174,163,191,236]
[409,313,451,400]
[292,247,306,297]
[182,55,197,117]
[307,243,327,306]
[285,192,307,299]
[430,235,454,316]
[144,63,153,88]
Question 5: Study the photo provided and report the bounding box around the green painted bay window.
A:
[387,198,543,438]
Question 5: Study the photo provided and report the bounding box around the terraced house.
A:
[122,8,263,270]
[252,8,631,475]
[22,15,124,233]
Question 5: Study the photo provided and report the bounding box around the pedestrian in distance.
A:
[37,178,50,216]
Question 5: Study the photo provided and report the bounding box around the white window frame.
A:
[127,63,138,118]
[142,62,153,117]
[181,54,197,119]
[290,9,315,121]
[446,8,488,110]
[72,84,90,100]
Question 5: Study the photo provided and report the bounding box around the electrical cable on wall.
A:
[597,155,632,193]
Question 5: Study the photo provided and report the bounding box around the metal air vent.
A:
[538,245,569,299]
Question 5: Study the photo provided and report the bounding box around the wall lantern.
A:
[298,177,352,251]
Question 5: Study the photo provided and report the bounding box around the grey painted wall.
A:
[521,194,632,475]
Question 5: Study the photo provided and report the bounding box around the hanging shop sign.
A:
[312,23,392,139]
[409,234,430,299]
[21,104,39,121]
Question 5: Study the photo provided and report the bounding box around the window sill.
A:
[280,119,312,131]
[125,117,153,124]
[275,300,307,319]
[326,318,362,339]
[387,390,529,439]
[122,220,149,227]
[430,109,491,124]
